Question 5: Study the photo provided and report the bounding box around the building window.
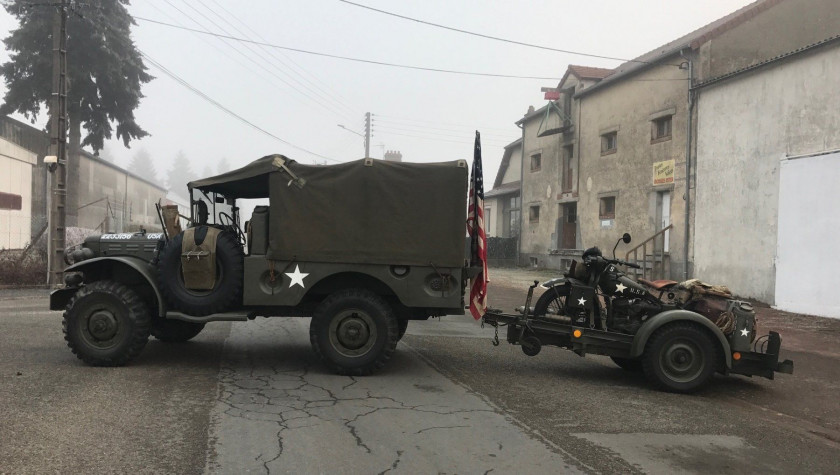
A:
[509,195,521,237]
[652,115,672,142]
[601,132,617,155]
[484,207,491,234]
[530,153,541,172]
[562,145,574,191]
[599,196,615,220]
[0,192,22,210]
[529,205,540,223]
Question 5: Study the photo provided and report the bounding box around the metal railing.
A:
[625,224,673,281]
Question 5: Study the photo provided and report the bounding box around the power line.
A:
[139,51,342,163]
[133,16,563,80]
[159,0,352,121]
[205,0,360,118]
[373,117,516,137]
[373,114,515,133]
[337,0,665,66]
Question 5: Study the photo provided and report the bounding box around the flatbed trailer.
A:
[481,281,793,392]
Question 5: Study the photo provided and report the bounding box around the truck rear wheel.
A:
[151,319,205,342]
[63,281,151,366]
[310,289,399,376]
[642,323,718,393]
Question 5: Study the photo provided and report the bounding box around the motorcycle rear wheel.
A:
[533,286,569,318]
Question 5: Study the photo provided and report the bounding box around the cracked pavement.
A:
[206,317,580,474]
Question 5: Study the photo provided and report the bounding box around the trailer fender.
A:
[540,277,568,289]
[53,256,165,316]
[630,309,732,369]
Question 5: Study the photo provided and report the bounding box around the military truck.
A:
[51,155,473,375]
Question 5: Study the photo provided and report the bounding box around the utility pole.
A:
[48,0,69,287]
[364,112,371,159]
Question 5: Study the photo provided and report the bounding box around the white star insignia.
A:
[740,328,749,337]
[615,283,627,293]
[578,297,587,306]
[284,265,309,288]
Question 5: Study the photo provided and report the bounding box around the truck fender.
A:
[630,309,732,369]
[540,277,568,289]
[55,256,165,316]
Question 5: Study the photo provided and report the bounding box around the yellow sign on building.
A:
[653,159,675,185]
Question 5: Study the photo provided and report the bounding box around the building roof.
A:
[492,138,522,188]
[576,0,785,98]
[485,181,520,199]
[0,115,167,192]
[567,65,614,80]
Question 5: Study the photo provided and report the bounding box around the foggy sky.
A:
[0,0,754,188]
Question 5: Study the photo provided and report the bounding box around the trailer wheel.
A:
[521,335,541,356]
[533,285,569,318]
[610,356,642,372]
[642,323,718,393]
[151,318,205,342]
[63,281,151,366]
[310,289,399,376]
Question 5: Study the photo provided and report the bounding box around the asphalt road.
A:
[1,276,839,474]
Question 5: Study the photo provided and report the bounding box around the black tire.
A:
[310,289,399,376]
[157,230,244,316]
[62,280,151,366]
[610,356,643,372]
[642,323,719,393]
[533,285,569,318]
[397,319,409,341]
[521,335,541,356]
[151,318,205,343]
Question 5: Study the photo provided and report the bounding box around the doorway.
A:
[558,202,577,249]
[655,191,671,252]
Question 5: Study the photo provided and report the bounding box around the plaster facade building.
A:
[516,66,612,269]
[484,138,521,239]
[507,0,840,303]
[690,0,839,313]
[0,115,167,249]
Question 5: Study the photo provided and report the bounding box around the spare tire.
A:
[157,229,244,316]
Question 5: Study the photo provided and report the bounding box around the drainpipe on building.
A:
[516,121,525,267]
[680,49,694,280]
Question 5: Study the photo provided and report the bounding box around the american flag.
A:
[467,131,488,320]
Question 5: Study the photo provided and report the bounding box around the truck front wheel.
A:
[310,289,399,376]
[63,280,151,366]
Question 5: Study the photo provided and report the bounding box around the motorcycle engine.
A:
[609,298,660,334]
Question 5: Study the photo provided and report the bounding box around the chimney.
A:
[383,150,402,162]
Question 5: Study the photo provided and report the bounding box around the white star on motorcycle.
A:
[740,328,749,337]
[578,297,587,306]
[615,283,627,293]
[285,265,309,288]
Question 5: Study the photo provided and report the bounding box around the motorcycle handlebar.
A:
[608,258,641,269]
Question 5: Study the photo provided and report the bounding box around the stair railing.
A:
[625,224,673,281]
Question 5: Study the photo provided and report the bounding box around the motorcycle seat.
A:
[638,278,678,290]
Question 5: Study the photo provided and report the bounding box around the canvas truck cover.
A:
[189,155,470,268]
[269,158,469,267]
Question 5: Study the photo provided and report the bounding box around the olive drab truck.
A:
[51,155,475,375]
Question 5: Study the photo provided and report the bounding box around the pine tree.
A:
[127,148,157,183]
[0,0,152,153]
[167,151,196,193]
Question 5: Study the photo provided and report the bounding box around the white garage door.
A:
[775,151,840,318]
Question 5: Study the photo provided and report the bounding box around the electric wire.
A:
[133,16,563,80]
[139,50,342,163]
[185,0,357,121]
[161,0,353,121]
[374,124,516,143]
[373,118,517,138]
[337,0,666,66]
[206,0,360,117]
